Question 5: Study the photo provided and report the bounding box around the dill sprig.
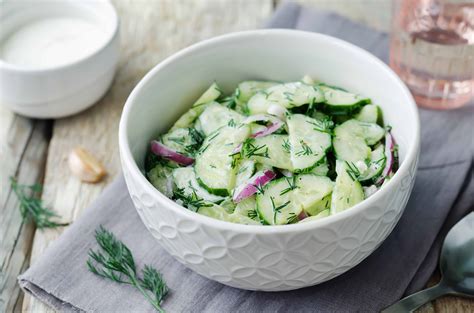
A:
[270,196,291,224]
[243,140,269,158]
[345,161,361,181]
[173,188,212,211]
[286,212,299,224]
[281,139,291,153]
[10,177,67,229]
[295,140,313,156]
[87,226,169,312]
[279,176,299,196]
[306,118,334,133]
[247,209,258,220]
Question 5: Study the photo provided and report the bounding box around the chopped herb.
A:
[207,131,220,142]
[283,91,294,102]
[345,161,361,181]
[243,140,269,158]
[253,184,265,195]
[286,212,299,224]
[173,188,212,211]
[167,136,185,145]
[270,197,291,224]
[247,209,258,219]
[280,176,299,195]
[198,144,210,154]
[282,139,291,153]
[227,119,236,127]
[306,118,334,133]
[295,140,313,156]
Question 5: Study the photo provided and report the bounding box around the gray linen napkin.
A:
[19,3,473,312]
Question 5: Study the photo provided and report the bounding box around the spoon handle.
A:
[381,283,451,313]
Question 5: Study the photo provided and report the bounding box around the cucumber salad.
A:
[145,76,399,226]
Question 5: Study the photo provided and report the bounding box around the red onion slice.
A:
[233,170,276,202]
[231,119,284,155]
[252,122,284,138]
[376,131,395,185]
[150,140,194,166]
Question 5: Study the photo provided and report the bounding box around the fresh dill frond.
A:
[227,119,236,127]
[173,188,212,211]
[295,140,313,156]
[243,140,269,159]
[286,212,299,224]
[281,139,291,153]
[253,184,265,195]
[345,161,361,181]
[279,176,299,196]
[87,226,169,312]
[270,196,291,224]
[247,209,258,219]
[10,177,67,229]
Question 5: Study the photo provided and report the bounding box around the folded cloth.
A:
[19,2,473,312]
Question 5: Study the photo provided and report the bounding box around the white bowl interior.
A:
[124,31,418,176]
[0,0,117,69]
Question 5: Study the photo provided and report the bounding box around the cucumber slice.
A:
[147,163,174,198]
[219,198,236,213]
[193,82,222,107]
[242,135,293,171]
[235,159,256,187]
[359,144,386,183]
[301,75,315,85]
[330,161,365,214]
[198,203,261,225]
[161,127,203,156]
[172,167,225,203]
[300,209,330,222]
[233,196,259,221]
[247,82,324,114]
[355,104,380,124]
[303,195,332,216]
[171,104,208,130]
[321,85,371,115]
[287,114,332,172]
[335,119,385,146]
[333,135,370,163]
[333,119,385,163]
[235,81,278,104]
[256,178,302,225]
[195,125,250,196]
[310,160,329,176]
[292,174,334,216]
[198,102,244,136]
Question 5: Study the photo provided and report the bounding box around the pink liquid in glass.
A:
[390,0,474,109]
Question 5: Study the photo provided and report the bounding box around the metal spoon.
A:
[382,212,474,313]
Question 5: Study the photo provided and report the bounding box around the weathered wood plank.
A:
[0,105,51,313]
[24,0,273,311]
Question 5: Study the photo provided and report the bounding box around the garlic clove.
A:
[68,147,106,183]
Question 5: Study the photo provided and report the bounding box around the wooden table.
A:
[1,1,472,312]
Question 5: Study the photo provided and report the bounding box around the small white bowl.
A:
[119,30,420,291]
[0,0,119,118]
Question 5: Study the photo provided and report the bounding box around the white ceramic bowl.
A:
[0,0,119,118]
[119,30,420,291]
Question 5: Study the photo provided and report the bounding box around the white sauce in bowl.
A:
[0,17,107,69]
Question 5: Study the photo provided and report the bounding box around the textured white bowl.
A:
[119,30,420,291]
[0,0,119,118]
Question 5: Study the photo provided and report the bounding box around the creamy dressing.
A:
[0,17,107,69]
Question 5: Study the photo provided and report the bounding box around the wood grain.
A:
[0,106,51,312]
[23,0,272,311]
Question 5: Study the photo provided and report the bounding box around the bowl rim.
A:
[0,0,119,73]
[119,29,420,234]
